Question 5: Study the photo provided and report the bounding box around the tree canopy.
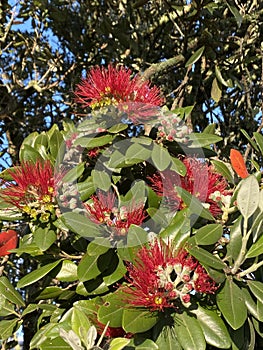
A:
[1,0,263,168]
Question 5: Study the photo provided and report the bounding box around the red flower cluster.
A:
[84,191,147,239]
[74,64,163,123]
[148,157,229,217]
[125,239,218,311]
[0,160,56,222]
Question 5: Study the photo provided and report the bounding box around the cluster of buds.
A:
[155,113,191,143]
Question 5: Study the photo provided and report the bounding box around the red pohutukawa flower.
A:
[84,191,147,239]
[148,157,229,217]
[0,160,56,222]
[74,64,163,123]
[125,239,218,311]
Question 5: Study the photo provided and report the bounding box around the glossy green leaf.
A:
[108,123,128,133]
[185,46,205,67]
[151,143,171,171]
[127,338,159,349]
[35,287,63,300]
[19,143,44,162]
[154,324,182,350]
[194,224,223,245]
[187,245,226,269]
[175,187,214,221]
[56,260,78,282]
[240,129,259,152]
[61,212,101,238]
[76,134,113,148]
[125,143,151,163]
[227,216,242,262]
[217,278,247,329]
[253,132,263,156]
[17,260,62,288]
[39,336,73,350]
[49,129,64,159]
[34,226,57,251]
[109,338,131,350]
[122,309,158,333]
[247,280,263,304]
[127,224,148,247]
[98,291,125,327]
[78,177,95,201]
[62,162,85,183]
[71,305,92,341]
[193,305,231,348]
[0,299,16,317]
[227,2,243,27]
[174,312,206,350]
[0,318,20,340]
[246,234,263,258]
[0,276,25,307]
[92,169,112,191]
[211,159,235,184]
[241,287,259,320]
[188,133,222,147]
[237,175,259,219]
[77,254,101,282]
[170,156,186,176]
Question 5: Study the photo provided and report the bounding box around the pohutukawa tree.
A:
[0,62,263,350]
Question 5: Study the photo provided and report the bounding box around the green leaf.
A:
[193,224,223,245]
[0,276,25,307]
[216,278,247,329]
[187,245,226,270]
[98,291,125,327]
[151,143,171,171]
[108,123,128,134]
[19,143,44,162]
[17,260,62,288]
[71,305,92,342]
[241,129,259,152]
[237,175,259,219]
[92,169,112,191]
[62,162,85,183]
[211,77,222,103]
[127,225,148,247]
[122,309,158,333]
[76,134,113,148]
[125,143,151,163]
[227,216,242,262]
[185,46,205,67]
[56,260,78,282]
[253,132,263,156]
[247,280,263,304]
[170,156,186,176]
[127,338,159,349]
[49,129,64,160]
[39,336,73,350]
[77,254,102,282]
[35,286,63,300]
[241,287,259,320]
[175,187,214,221]
[0,318,20,340]
[61,212,101,238]
[78,178,95,201]
[211,159,235,184]
[246,234,263,258]
[174,312,206,350]
[227,2,243,28]
[193,305,232,348]
[154,324,182,350]
[109,338,131,350]
[188,133,222,147]
[34,226,57,251]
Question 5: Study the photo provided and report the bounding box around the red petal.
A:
[0,230,18,256]
[230,149,249,179]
